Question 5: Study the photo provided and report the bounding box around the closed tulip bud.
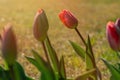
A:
[33,9,49,41]
[1,24,17,65]
[106,21,120,51]
[59,9,78,29]
[115,18,120,33]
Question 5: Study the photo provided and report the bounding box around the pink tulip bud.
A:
[106,21,120,51]
[1,24,17,65]
[59,10,78,29]
[33,9,49,41]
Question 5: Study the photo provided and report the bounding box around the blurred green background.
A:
[0,0,120,80]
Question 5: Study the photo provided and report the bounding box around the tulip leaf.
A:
[31,49,49,72]
[26,56,55,80]
[0,66,9,80]
[32,49,56,79]
[13,62,26,80]
[116,63,120,72]
[86,35,98,80]
[75,69,96,80]
[26,57,42,71]
[102,59,120,80]
[59,56,66,79]
[69,40,85,61]
[86,36,95,70]
[26,76,34,80]
[86,35,95,62]
[12,61,33,80]
[45,37,59,73]
[85,51,96,80]
[85,52,94,70]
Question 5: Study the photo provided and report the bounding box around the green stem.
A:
[75,28,87,46]
[75,28,100,80]
[9,65,15,80]
[75,28,92,59]
[41,41,50,65]
[46,35,59,63]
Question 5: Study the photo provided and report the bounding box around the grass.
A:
[0,0,120,80]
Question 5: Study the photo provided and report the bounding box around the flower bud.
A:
[106,21,120,51]
[33,9,49,41]
[59,9,78,29]
[1,24,17,65]
[115,18,120,33]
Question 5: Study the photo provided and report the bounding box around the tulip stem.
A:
[42,41,50,64]
[9,65,15,80]
[75,27,87,46]
[46,35,59,64]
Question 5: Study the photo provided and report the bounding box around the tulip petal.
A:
[59,10,78,29]
[106,21,120,51]
[33,9,49,41]
[1,24,17,65]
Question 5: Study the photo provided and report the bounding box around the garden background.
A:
[0,0,120,80]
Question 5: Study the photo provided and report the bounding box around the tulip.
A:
[59,9,78,29]
[1,24,17,65]
[106,21,120,51]
[115,18,120,33]
[33,9,49,41]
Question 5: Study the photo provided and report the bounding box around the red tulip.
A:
[1,24,17,65]
[33,9,49,41]
[59,10,78,29]
[106,21,120,51]
[115,18,120,33]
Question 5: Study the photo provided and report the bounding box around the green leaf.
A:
[75,69,96,80]
[85,53,94,70]
[31,50,56,79]
[31,50,49,72]
[69,41,85,61]
[102,59,120,80]
[26,56,47,73]
[86,35,95,62]
[12,62,33,80]
[26,76,34,80]
[13,62,26,80]
[86,35,98,80]
[0,66,9,80]
[116,63,120,72]
[45,38,59,72]
[85,36,95,70]
[26,57,42,71]
[59,56,66,79]
[26,56,55,80]
[113,63,120,73]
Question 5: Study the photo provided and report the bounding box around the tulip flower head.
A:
[59,9,78,29]
[33,9,49,41]
[106,21,120,51]
[1,24,17,65]
[115,18,120,34]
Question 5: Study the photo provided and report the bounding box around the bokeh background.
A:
[0,0,120,80]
